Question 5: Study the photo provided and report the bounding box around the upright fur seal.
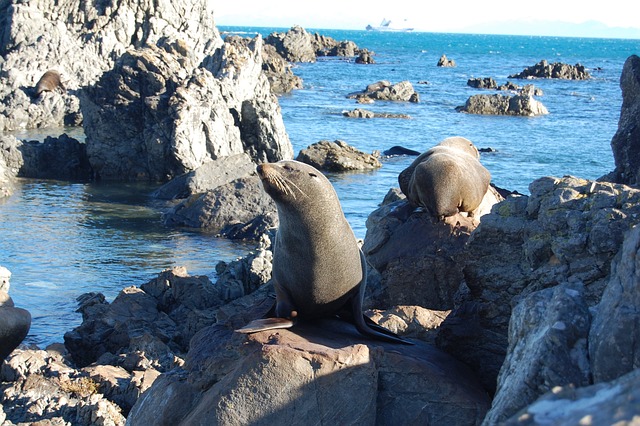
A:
[237,160,410,344]
[398,137,491,219]
[34,70,66,97]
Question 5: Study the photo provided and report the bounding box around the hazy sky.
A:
[214,0,640,38]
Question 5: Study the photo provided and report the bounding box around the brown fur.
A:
[35,70,65,96]
[399,137,491,219]
[237,160,410,344]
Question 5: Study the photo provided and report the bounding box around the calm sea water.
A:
[1,28,638,347]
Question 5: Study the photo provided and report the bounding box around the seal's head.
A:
[257,160,332,204]
[438,136,480,159]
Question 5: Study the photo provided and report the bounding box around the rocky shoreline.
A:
[2,0,640,424]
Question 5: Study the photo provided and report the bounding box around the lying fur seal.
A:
[237,160,411,345]
[398,136,491,220]
[34,70,66,97]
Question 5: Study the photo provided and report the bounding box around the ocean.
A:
[1,28,638,347]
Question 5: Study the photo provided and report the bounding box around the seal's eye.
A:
[308,173,317,178]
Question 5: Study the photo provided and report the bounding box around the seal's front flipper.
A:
[235,317,295,334]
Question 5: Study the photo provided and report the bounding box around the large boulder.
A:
[82,36,292,181]
[508,60,591,80]
[152,153,257,200]
[161,176,277,238]
[0,0,221,131]
[363,181,503,312]
[482,283,591,424]
[610,54,640,186]
[456,90,548,116]
[347,80,420,103]
[436,176,640,394]
[127,320,490,425]
[296,140,382,171]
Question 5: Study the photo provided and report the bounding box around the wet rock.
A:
[347,80,420,103]
[296,140,382,171]
[151,153,256,200]
[509,59,591,80]
[342,108,411,119]
[161,176,277,237]
[355,49,376,64]
[437,54,456,67]
[17,134,93,180]
[467,77,498,89]
[456,90,548,116]
[264,26,367,63]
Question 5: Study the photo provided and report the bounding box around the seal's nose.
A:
[256,164,264,176]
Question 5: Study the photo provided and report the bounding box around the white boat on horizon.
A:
[366,18,414,32]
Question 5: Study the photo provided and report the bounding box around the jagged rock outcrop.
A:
[589,224,640,383]
[64,255,274,371]
[482,283,591,424]
[82,36,293,181]
[0,0,221,131]
[437,54,456,67]
[467,77,498,89]
[264,26,366,63]
[261,43,303,94]
[492,224,640,425]
[1,347,128,425]
[296,140,382,171]
[467,78,543,95]
[609,54,640,186]
[509,59,591,80]
[437,176,640,395]
[347,80,420,103]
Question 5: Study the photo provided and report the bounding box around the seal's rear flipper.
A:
[235,318,295,334]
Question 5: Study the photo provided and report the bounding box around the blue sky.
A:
[214,0,640,39]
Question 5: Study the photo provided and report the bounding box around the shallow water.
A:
[2,28,636,346]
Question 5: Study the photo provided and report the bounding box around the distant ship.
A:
[366,18,414,32]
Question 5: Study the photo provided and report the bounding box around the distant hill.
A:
[461,19,640,39]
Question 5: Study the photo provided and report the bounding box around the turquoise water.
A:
[2,28,638,347]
